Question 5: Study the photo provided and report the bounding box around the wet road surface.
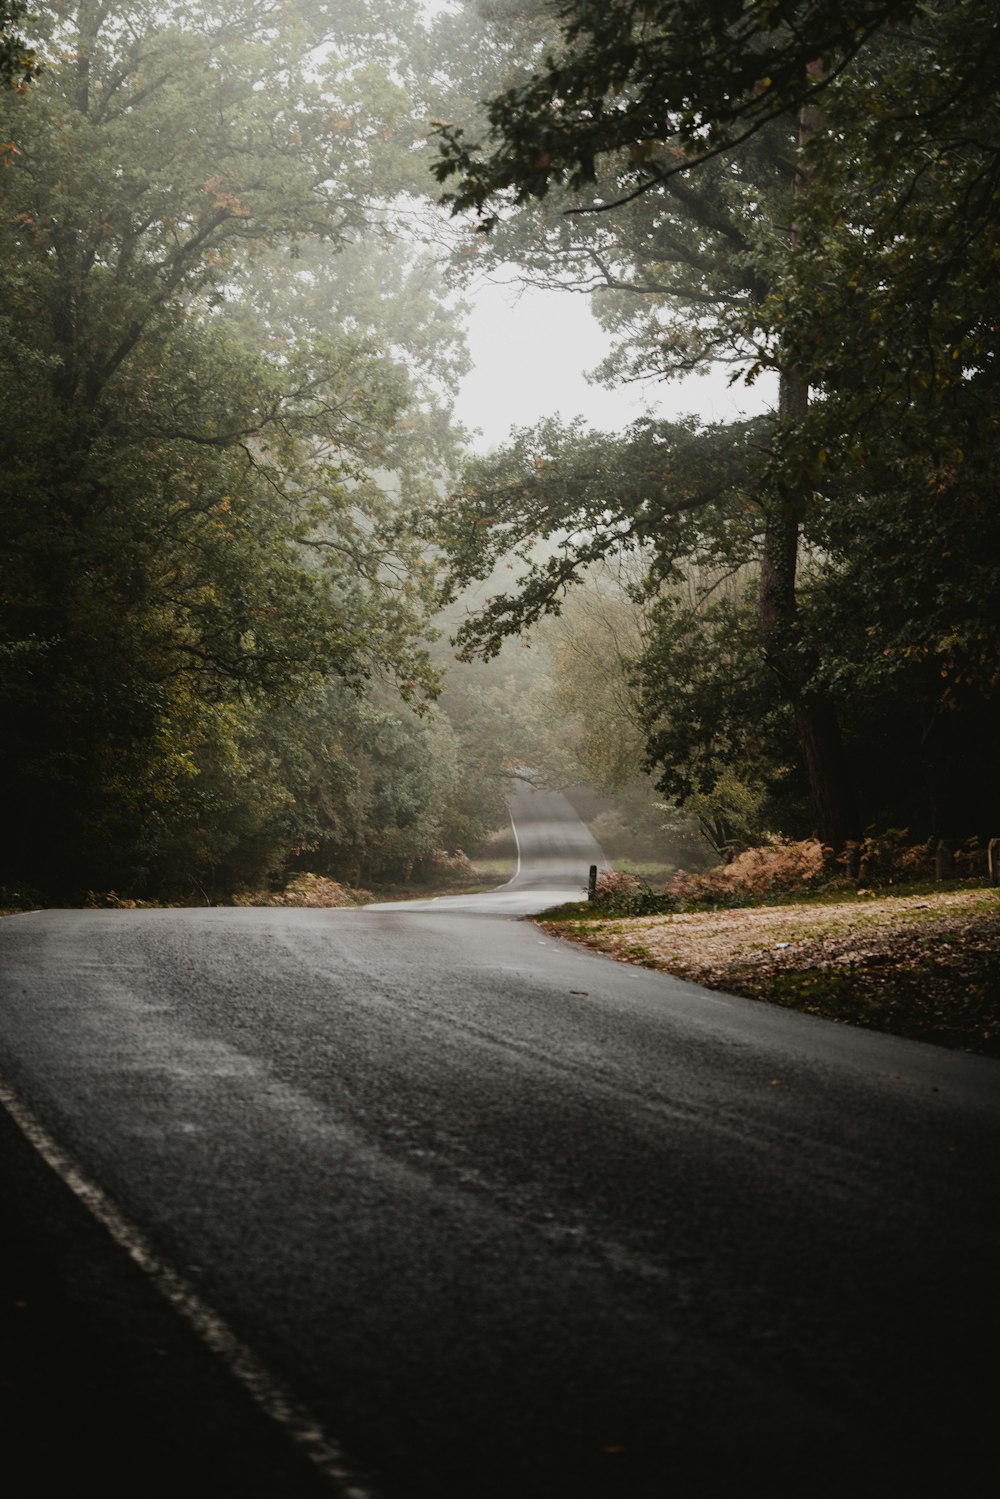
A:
[1,783,997,1497]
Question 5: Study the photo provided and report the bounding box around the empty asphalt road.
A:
[1,783,997,1497]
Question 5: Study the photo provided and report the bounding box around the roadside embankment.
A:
[539,887,1000,1056]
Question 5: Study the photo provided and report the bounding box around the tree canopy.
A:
[432,1,919,220]
[5,0,998,897]
[0,0,485,900]
[0,0,41,86]
[430,0,1000,858]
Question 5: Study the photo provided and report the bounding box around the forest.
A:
[1,0,998,906]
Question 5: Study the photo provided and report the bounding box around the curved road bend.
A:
[1,781,998,1498]
[370,781,609,914]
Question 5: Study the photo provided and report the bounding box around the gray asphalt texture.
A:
[1,785,998,1497]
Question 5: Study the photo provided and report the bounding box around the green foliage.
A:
[0,0,475,900]
[430,0,1000,855]
[678,768,780,862]
[0,0,40,87]
[541,573,649,790]
[638,588,795,809]
[433,1,916,220]
[434,413,765,654]
[773,2,999,432]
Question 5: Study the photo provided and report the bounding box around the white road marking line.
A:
[0,1079,378,1499]
[502,804,524,887]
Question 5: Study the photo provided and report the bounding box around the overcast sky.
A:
[416,2,776,451]
[450,270,777,453]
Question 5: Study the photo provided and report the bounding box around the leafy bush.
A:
[85,890,157,909]
[419,849,478,883]
[836,830,990,886]
[590,838,827,915]
[591,870,676,916]
[235,873,374,909]
[0,884,44,912]
[669,838,826,903]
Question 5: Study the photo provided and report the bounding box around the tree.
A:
[761,1,1000,847]
[430,0,1000,857]
[431,1,861,852]
[0,0,463,897]
[433,414,807,844]
[1,1,40,87]
[542,569,650,793]
[432,1,918,222]
[635,583,805,855]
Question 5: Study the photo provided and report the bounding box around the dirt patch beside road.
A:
[539,888,1000,1055]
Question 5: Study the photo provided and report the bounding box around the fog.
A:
[453,268,777,452]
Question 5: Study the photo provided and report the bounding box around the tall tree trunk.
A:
[758,470,858,855]
[757,80,859,859]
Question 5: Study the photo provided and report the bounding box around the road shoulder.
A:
[538,887,1000,1055]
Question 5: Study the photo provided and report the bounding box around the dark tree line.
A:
[429,0,1000,864]
[0,1,506,902]
[3,1,997,899]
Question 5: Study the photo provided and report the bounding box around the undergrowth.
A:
[557,835,996,920]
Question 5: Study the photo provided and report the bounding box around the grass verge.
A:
[537,886,1000,1056]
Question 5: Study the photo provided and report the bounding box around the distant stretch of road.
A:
[1,781,997,1498]
[370,780,608,914]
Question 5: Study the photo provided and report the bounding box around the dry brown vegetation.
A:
[540,887,1000,1056]
[233,873,375,908]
